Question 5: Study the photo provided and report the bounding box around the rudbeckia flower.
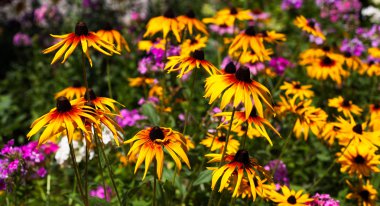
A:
[206,149,270,200]
[279,81,314,100]
[144,9,183,42]
[337,143,380,177]
[79,88,122,112]
[227,177,275,200]
[216,110,281,146]
[293,106,327,140]
[200,131,240,153]
[306,55,348,85]
[342,51,362,71]
[180,35,208,56]
[294,16,325,40]
[55,80,86,100]
[270,185,313,206]
[124,126,190,180]
[335,116,380,147]
[177,10,208,35]
[237,49,273,64]
[96,23,130,53]
[369,103,380,131]
[203,7,252,26]
[328,96,362,117]
[320,123,341,146]
[346,180,378,206]
[368,47,380,58]
[165,50,221,78]
[204,66,273,118]
[229,26,265,56]
[42,22,120,67]
[359,60,380,77]
[27,96,97,145]
[232,124,261,139]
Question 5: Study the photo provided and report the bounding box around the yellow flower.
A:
[342,51,362,71]
[227,177,275,200]
[55,80,86,100]
[204,67,273,119]
[177,10,208,35]
[346,180,378,206]
[165,50,221,78]
[280,81,314,100]
[320,123,341,145]
[328,96,362,117]
[203,7,252,26]
[124,127,190,180]
[144,9,183,42]
[128,77,156,87]
[294,16,325,40]
[79,88,122,112]
[180,35,208,56]
[96,24,130,53]
[305,55,348,85]
[43,22,120,67]
[359,60,380,77]
[206,150,270,200]
[270,185,313,206]
[200,131,240,153]
[337,142,380,177]
[368,47,380,58]
[27,97,97,145]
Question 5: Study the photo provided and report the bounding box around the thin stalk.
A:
[207,107,236,206]
[241,123,249,149]
[68,175,76,206]
[84,140,89,202]
[46,173,51,206]
[68,140,87,205]
[106,58,113,98]
[94,129,108,202]
[81,50,90,100]
[98,137,122,205]
[182,67,198,135]
[153,161,157,206]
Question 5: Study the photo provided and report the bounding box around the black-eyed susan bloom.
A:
[229,26,264,56]
[165,50,221,78]
[79,88,122,112]
[293,106,328,140]
[279,81,314,100]
[204,67,273,118]
[337,143,380,177]
[203,7,252,26]
[55,80,86,100]
[328,96,362,117]
[227,177,275,200]
[346,180,378,206]
[27,97,97,145]
[216,110,281,146]
[369,103,380,131]
[342,51,362,71]
[124,127,190,180]
[200,131,240,153]
[320,123,341,146]
[270,185,313,206]
[207,149,270,200]
[143,9,182,42]
[43,22,120,67]
[177,10,208,35]
[368,47,380,58]
[96,23,130,53]
[232,124,261,139]
[180,35,208,56]
[294,16,325,40]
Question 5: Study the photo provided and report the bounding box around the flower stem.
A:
[207,107,236,206]
[81,50,90,101]
[106,58,113,98]
[97,136,122,205]
[94,129,108,201]
[182,63,198,136]
[241,123,249,149]
[84,140,89,203]
[68,140,87,205]
[153,161,157,206]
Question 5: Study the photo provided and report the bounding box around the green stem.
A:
[153,161,157,206]
[98,136,122,205]
[46,173,51,206]
[207,107,236,206]
[68,140,87,205]
[182,61,198,136]
[94,129,108,202]
[241,122,249,149]
[106,58,113,98]
[81,50,90,101]
[84,141,89,203]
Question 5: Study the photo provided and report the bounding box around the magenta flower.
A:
[340,38,365,56]
[264,160,290,190]
[307,193,340,206]
[116,109,146,128]
[13,33,32,47]
[209,24,234,35]
[269,57,292,75]
[281,0,303,10]
[90,185,112,202]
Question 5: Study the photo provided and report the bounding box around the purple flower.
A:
[178,113,185,121]
[244,62,265,75]
[357,25,380,47]
[317,0,361,23]
[209,24,234,35]
[116,109,146,128]
[138,97,160,105]
[36,167,47,178]
[90,185,112,202]
[264,160,290,190]
[309,35,324,45]
[281,0,303,10]
[307,193,340,206]
[340,38,365,56]
[13,33,32,47]
[8,160,19,173]
[221,57,240,71]
[269,57,292,75]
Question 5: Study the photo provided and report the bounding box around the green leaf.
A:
[193,170,212,186]
[141,103,160,125]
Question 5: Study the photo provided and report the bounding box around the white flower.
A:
[54,136,94,165]
[362,6,380,23]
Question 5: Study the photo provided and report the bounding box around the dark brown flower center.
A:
[232,149,250,165]
[220,24,228,28]
[307,20,315,28]
[354,155,365,164]
[149,126,165,141]
[333,126,340,131]
[164,9,175,18]
[342,99,351,107]
[322,46,330,52]
[190,38,198,45]
[218,135,227,142]
[252,9,262,14]
[359,190,370,201]
[353,124,363,134]
[72,80,82,88]
[294,83,301,89]
[83,101,96,113]
[321,56,335,67]
[230,7,238,15]
[75,22,89,36]
[224,62,236,74]
[245,26,257,36]
[191,50,204,60]
[368,61,374,66]
[186,10,195,18]
[85,88,97,101]
[374,103,380,109]
[344,51,352,58]
[241,125,247,131]
[235,67,252,83]
[56,96,72,113]
[249,109,258,118]
[287,195,297,204]
[103,22,113,31]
